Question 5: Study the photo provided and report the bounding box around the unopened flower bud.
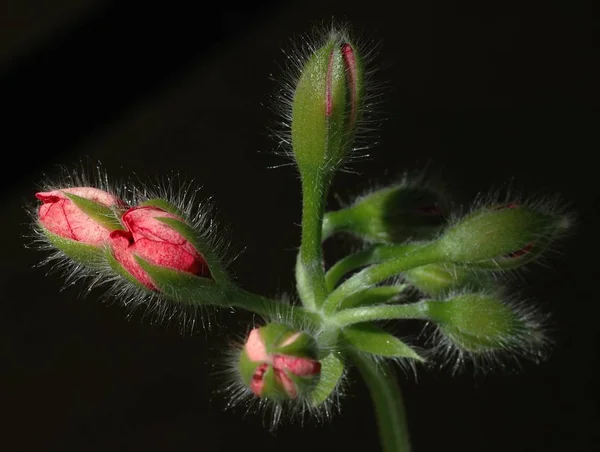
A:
[238,324,321,401]
[109,206,211,290]
[291,30,364,175]
[403,264,495,296]
[436,203,569,268]
[425,293,545,353]
[35,187,125,263]
[323,185,448,243]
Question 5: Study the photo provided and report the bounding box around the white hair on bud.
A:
[420,288,552,376]
[267,19,385,173]
[26,162,234,335]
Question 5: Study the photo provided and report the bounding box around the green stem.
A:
[296,168,330,310]
[349,350,412,452]
[332,301,429,327]
[325,244,417,291]
[226,288,321,331]
[338,285,411,310]
[324,243,440,314]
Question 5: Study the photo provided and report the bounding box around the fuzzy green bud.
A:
[323,185,447,243]
[403,264,495,296]
[238,324,321,401]
[436,203,568,268]
[425,293,544,353]
[291,30,364,176]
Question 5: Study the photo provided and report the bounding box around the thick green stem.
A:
[324,243,440,313]
[350,351,412,452]
[332,301,430,327]
[296,167,330,310]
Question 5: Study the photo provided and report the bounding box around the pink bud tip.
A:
[341,42,358,129]
[36,187,124,246]
[109,206,211,290]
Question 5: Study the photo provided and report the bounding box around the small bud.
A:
[238,324,321,400]
[109,206,211,290]
[425,292,545,354]
[403,264,495,296]
[323,185,448,243]
[291,30,364,175]
[35,187,125,263]
[436,203,568,268]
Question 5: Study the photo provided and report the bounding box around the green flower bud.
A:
[238,324,321,401]
[291,30,364,176]
[403,264,495,296]
[425,292,545,354]
[436,203,570,269]
[323,184,448,243]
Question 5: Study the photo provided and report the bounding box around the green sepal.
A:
[135,256,228,307]
[261,366,288,401]
[238,349,261,386]
[342,324,425,361]
[275,331,319,359]
[63,192,124,231]
[41,226,106,266]
[310,351,345,406]
[155,216,230,286]
[258,323,319,359]
[139,198,185,217]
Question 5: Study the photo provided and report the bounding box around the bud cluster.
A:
[34,186,216,292]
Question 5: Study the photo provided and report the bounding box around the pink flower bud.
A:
[109,206,210,290]
[239,325,321,400]
[36,187,123,246]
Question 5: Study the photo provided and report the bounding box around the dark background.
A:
[1,1,598,451]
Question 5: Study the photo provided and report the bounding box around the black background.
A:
[2,1,598,451]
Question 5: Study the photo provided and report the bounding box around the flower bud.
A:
[109,206,211,290]
[35,187,124,263]
[291,30,364,175]
[436,203,569,268]
[403,264,495,296]
[425,293,545,354]
[323,185,448,243]
[238,324,321,400]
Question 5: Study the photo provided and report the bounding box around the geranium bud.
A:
[424,293,545,353]
[35,187,125,265]
[238,324,321,400]
[403,264,494,296]
[291,30,364,176]
[36,187,123,245]
[109,206,211,290]
[436,203,569,268]
[323,185,448,243]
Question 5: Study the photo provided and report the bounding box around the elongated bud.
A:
[109,204,212,291]
[238,324,321,401]
[35,187,125,264]
[436,203,570,269]
[403,264,495,296]
[323,184,448,243]
[291,30,364,176]
[425,292,546,354]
